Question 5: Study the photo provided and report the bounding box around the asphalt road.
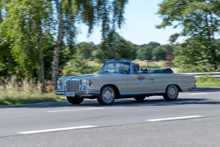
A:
[0,87,220,147]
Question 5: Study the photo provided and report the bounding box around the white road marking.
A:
[190,93,208,95]
[147,115,203,122]
[47,108,104,113]
[18,126,96,134]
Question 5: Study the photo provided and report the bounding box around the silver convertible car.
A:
[56,59,197,105]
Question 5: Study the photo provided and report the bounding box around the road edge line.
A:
[18,125,97,134]
[146,115,203,122]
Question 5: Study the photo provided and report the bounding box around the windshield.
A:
[148,62,162,73]
[99,62,131,74]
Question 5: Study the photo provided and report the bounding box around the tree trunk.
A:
[52,3,63,86]
[38,38,45,83]
[205,13,217,71]
[209,12,217,70]
[36,5,45,90]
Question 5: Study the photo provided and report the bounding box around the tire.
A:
[67,97,84,104]
[97,86,115,105]
[163,85,179,101]
[134,96,145,101]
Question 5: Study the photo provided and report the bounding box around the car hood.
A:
[58,73,100,83]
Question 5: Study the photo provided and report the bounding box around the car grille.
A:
[66,79,80,92]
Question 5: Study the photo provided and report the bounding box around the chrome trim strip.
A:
[56,92,64,95]
[55,90,100,96]
[120,91,165,96]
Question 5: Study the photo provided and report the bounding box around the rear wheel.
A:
[67,97,84,104]
[163,85,179,101]
[97,86,115,105]
[134,96,145,101]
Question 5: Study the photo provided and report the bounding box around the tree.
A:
[152,46,166,61]
[51,0,128,85]
[93,32,134,63]
[62,53,99,76]
[152,45,176,61]
[175,37,220,72]
[76,42,95,59]
[157,0,220,70]
[0,0,128,85]
[136,42,160,60]
[0,0,53,82]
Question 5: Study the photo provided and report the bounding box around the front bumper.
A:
[188,85,198,91]
[56,90,100,97]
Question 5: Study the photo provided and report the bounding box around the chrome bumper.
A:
[188,85,198,91]
[56,90,100,97]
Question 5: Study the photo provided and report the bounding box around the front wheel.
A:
[67,97,84,104]
[163,85,179,101]
[97,86,115,105]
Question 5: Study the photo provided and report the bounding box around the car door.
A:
[127,63,154,94]
[147,62,166,92]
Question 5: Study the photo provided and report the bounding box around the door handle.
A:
[149,78,155,81]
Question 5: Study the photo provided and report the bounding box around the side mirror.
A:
[138,70,142,74]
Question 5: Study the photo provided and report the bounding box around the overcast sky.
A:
[76,0,185,45]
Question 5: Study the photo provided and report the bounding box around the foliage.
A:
[0,76,63,105]
[152,45,175,61]
[0,0,53,81]
[175,38,220,72]
[195,77,220,87]
[51,0,128,85]
[0,0,128,83]
[136,42,160,60]
[157,0,220,70]
[62,53,101,76]
[93,32,134,63]
[76,42,95,59]
[135,42,181,61]
[75,0,128,39]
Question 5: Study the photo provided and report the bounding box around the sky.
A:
[76,0,185,45]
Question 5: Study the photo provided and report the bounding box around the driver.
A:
[118,65,127,74]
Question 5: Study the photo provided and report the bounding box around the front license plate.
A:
[64,92,75,97]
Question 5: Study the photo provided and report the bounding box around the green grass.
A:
[195,77,220,87]
[0,93,66,106]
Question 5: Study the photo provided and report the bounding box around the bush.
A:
[0,76,61,105]
[195,77,220,87]
[62,54,101,76]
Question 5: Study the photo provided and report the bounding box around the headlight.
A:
[81,78,92,90]
[57,78,62,90]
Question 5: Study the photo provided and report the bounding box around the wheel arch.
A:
[165,83,183,92]
[101,84,120,98]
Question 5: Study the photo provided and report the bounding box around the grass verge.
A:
[0,93,66,106]
[195,77,220,87]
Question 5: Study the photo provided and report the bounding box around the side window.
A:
[107,63,118,72]
[100,62,130,74]
[148,63,162,74]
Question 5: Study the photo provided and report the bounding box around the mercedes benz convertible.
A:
[56,59,197,105]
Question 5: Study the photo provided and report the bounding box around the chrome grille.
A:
[66,79,80,92]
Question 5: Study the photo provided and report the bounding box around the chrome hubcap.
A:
[169,88,176,96]
[102,87,115,103]
[168,85,177,99]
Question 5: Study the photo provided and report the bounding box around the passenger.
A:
[135,64,140,71]
[133,64,138,74]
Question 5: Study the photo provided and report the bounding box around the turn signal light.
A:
[88,79,92,86]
